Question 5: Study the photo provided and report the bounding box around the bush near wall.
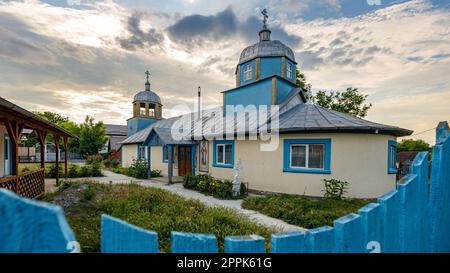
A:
[125,159,162,179]
[183,174,247,200]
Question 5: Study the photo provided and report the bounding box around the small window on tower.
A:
[140,103,146,116]
[243,64,253,81]
[287,64,293,79]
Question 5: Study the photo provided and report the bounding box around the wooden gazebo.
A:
[0,97,76,198]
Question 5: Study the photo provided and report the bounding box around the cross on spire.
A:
[145,70,150,83]
[261,8,268,29]
[144,70,151,91]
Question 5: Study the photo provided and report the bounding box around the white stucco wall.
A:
[121,144,138,168]
[205,133,397,199]
[150,146,178,177]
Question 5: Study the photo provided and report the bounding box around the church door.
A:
[178,146,192,176]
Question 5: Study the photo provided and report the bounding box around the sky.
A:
[0,0,449,144]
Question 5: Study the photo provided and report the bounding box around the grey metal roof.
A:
[149,127,196,145]
[239,40,296,65]
[120,115,182,144]
[277,102,413,137]
[105,124,127,136]
[109,135,127,151]
[133,90,161,104]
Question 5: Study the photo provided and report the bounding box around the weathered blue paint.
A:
[212,140,235,168]
[0,189,76,253]
[270,231,305,253]
[127,117,156,136]
[378,189,400,252]
[260,57,282,79]
[101,214,158,253]
[191,144,196,174]
[224,235,265,253]
[276,77,297,103]
[359,203,381,253]
[410,151,429,252]
[387,140,398,174]
[171,231,218,253]
[283,138,331,174]
[223,78,273,115]
[398,173,420,252]
[305,226,334,253]
[334,213,364,253]
[428,121,450,252]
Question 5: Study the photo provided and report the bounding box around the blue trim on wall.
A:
[212,140,235,168]
[388,140,398,174]
[191,144,196,174]
[283,138,332,174]
[162,145,168,163]
[147,143,151,178]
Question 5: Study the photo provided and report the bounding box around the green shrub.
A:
[21,166,31,173]
[68,164,80,178]
[103,157,120,168]
[127,159,148,179]
[90,163,103,177]
[45,164,62,178]
[183,174,198,189]
[183,174,246,199]
[151,169,162,177]
[323,179,349,200]
[80,166,91,177]
[86,154,102,165]
[81,184,96,202]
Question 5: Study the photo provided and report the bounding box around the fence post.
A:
[397,174,419,252]
[171,231,218,253]
[224,235,265,253]
[428,121,450,252]
[378,190,400,252]
[359,203,381,253]
[271,231,305,253]
[409,151,429,252]
[101,214,158,253]
[334,213,364,253]
[305,226,334,253]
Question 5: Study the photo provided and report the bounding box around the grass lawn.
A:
[242,194,372,229]
[40,181,275,253]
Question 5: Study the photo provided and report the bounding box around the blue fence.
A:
[1,121,449,253]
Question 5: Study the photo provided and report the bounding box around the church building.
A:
[119,14,412,198]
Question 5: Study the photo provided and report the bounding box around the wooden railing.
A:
[0,169,45,199]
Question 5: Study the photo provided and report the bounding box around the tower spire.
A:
[259,8,271,41]
[145,70,151,91]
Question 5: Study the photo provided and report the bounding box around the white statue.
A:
[232,160,243,197]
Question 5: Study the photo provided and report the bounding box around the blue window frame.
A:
[137,144,146,160]
[162,145,169,163]
[283,139,331,174]
[388,140,397,174]
[213,140,234,168]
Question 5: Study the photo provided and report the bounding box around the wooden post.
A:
[36,129,47,169]
[168,145,173,185]
[63,136,68,179]
[54,135,60,186]
[4,119,24,176]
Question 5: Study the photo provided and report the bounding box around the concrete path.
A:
[79,169,306,232]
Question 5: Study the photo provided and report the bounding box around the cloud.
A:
[118,12,164,50]
[166,6,301,48]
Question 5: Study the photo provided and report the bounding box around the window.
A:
[4,135,9,160]
[287,63,293,79]
[243,64,253,81]
[283,139,331,174]
[139,145,146,159]
[163,145,169,163]
[388,140,397,174]
[213,140,234,168]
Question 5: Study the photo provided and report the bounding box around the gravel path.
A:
[86,169,306,232]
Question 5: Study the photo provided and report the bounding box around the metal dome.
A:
[133,90,161,104]
[238,40,296,65]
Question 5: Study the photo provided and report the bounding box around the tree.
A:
[296,68,312,99]
[78,116,108,157]
[314,88,372,118]
[295,71,373,118]
[33,111,69,124]
[397,139,430,152]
